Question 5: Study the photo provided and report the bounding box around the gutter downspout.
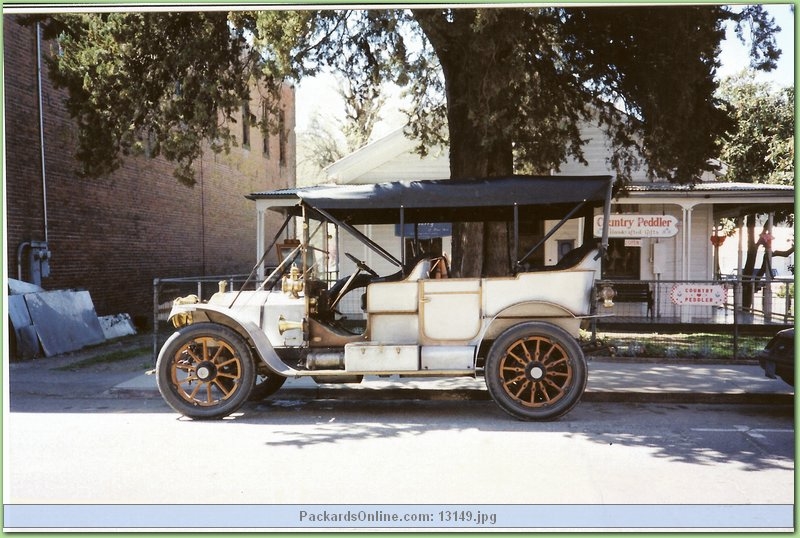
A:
[17,242,31,280]
[36,22,49,243]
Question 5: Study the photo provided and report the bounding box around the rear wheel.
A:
[485,322,587,421]
[156,323,255,419]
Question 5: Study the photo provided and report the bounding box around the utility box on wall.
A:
[18,241,51,287]
[651,242,668,276]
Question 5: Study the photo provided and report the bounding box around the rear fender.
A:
[478,300,581,349]
[169,304,297,377]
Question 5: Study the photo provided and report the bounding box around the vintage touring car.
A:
[156,175,614,420]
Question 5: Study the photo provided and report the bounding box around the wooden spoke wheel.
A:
[157,323,255,419]
[485,322,587,421]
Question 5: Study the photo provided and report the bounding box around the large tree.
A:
[33,6,780,275]
[716,70,794,307]
[718,71,794,187]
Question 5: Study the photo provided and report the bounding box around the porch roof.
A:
[620,182,795,217]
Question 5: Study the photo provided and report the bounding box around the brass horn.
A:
[278,315,304,335]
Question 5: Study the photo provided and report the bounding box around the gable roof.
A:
[321,127,449,184]
[322,128,419,183]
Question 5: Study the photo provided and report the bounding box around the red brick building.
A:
[4,15,296,325]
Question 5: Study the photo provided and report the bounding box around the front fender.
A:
[168,304,298,377]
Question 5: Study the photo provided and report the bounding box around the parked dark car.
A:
[759,328,794,387]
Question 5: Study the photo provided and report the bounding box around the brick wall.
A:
[4,16,296,325]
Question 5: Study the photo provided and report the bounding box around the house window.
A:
[603,238,640,279]
[242,101,251,149]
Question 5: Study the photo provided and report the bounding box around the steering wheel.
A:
[345,252,379,277]
[330,253,378,310]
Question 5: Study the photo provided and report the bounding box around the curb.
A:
[581,391,794,405]
[107,385,794,406]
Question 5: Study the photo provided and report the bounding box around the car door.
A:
[419,279,482,342]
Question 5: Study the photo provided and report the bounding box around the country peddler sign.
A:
[594,214,679,238]
[669,283,727,306]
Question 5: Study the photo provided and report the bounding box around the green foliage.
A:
[583,331,773,360]
[564,6,733,183]
[29,5,781,190]
[717,71,794,185]
[37,12,276,185]
[404,5,779,184]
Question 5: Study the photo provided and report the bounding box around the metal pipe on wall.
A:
[36,22,49,243]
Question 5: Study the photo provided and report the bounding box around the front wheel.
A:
[485,322,587,421]
[156,323,255,419]
[250,370,287,401]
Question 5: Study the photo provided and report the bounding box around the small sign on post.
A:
[669,283,727,306]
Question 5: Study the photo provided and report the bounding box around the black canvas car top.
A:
[290,175,613,224]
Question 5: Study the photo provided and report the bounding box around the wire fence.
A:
[588,278,793,360]
[151,274,793,363]
[151,273,265,363]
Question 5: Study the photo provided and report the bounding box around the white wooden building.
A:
[252,122,793,321]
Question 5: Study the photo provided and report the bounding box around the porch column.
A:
[679,205,695,322]
[735,216,743,315]
[763,213,774,322]
[256,206,267,281]
[680,205,695,281]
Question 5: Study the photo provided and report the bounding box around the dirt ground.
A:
[21,333,153,371]
[7,333,156,402]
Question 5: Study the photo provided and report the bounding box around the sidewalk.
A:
[110,359,794,405]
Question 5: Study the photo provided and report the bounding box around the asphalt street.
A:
[5,334,794,532]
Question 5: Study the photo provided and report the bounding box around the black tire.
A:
[485,321,587,421]
[777,370,794,387]
[156,323,256,419]
[249,370,287,401]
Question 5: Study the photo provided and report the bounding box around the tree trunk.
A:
[742,214,758,310]
[427,12,515,277]
[446,102,514,276]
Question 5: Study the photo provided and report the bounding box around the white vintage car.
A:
[156,175,614,420]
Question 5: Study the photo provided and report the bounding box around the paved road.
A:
[6,398,794,529]
[5,336,794,531]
